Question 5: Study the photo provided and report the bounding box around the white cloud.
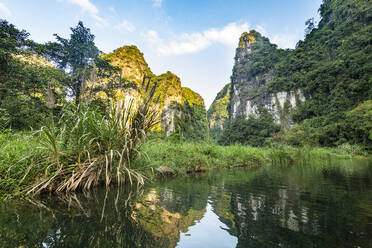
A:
[252,25,299,49]
[145,30,161,42]
[0,2,12,16]
[58,0,106,24]
[152,0,163,7]
[115,19,135,32]
[144,22,249,56]
[108,6,116,13]
[67,0,98,14]
[255,25,267,36]
[144,22,301,55]
[271,34,298,49]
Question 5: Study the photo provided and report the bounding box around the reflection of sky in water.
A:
[176,203,238,248]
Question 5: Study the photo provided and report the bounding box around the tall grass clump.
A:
[0,131,44,199]
[22,83,159,195]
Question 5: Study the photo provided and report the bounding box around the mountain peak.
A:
[238,30,260,49]
[102,45,153,82]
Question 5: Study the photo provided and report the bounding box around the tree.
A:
[0,20,66,129]
[219,109,280,146]
[0,19,29,80]
[43,21,100,102]
[170,101,209,141]
[344,100,372,148]
[304,18,315,37]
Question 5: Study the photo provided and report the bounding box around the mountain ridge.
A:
[208,0,372,147]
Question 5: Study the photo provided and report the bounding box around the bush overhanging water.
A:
[21,83,159,195]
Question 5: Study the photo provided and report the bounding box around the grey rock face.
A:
[161,105,183,136]
[230,31,305,128]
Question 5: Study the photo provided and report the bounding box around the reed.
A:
[22,83,159,195]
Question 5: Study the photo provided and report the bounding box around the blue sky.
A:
[0,0,322,107]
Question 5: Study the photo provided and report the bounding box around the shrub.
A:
[337,143,366,156]
[22,85,159,195]
[219,108,280,146]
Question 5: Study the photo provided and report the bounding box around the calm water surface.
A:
[1,160,372,247]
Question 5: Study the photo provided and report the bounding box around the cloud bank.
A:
[145,22,249,56]
[144,22,300,56]
[57,0,106,24]
[115,19,135,32]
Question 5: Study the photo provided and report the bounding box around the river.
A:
[1,160,371,247]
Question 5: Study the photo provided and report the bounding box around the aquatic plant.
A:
[22,80,159,195]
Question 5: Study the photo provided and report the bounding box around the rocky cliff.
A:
[208,83,231,130]
[102,46,208,138]
[229,31,305,129]
[209,0,372,147]
[207,83,231,140]
[208,31,305,131]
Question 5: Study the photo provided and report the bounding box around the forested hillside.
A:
[209,0,372,148]
[0,21,67,129]
[207,83,231,140]
[0,20,208,140]
[102,46,208,140]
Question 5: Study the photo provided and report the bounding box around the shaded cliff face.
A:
[208,31,304,133]
[102,46,207,137]
[207,83,231,130]
[221,0,372,147]
[230,30,305,129]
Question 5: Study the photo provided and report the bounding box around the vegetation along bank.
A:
[0,0,371,200]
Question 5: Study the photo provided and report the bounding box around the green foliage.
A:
[0,20,67,129]
[0,19,28,67]
[20,86,158,195]
[135,140,267,173]
[274,123,321,147]
[268,0,372,146]
[278,100,372,150]
[102,45,154,83]
[43,21,100,101]
[344,100,372,147]
[337,143,366,156]
[181,87,204,106]
[103,47,208,135]
[133,140,362,176]
[207,83,231,141]
[1,132,365,199]
[171,101,209,141]
[232,32,285,82]
[0,131,45,199]
[223,0,372,147]
[304,18,316,37]
[0,81,160,198]
[151,71,183,108]
[219,109,280,146]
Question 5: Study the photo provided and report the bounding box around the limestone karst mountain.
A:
[208,31,304,133]
[208,0,372,146]
[102,45,208,139]
[229,31,305,129]
[207,83,231,140]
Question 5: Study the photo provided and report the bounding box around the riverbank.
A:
[0,132,368,200]
[134,140,367,175]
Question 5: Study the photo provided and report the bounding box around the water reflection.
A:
[176,203,238,248]
[1,160,372,248]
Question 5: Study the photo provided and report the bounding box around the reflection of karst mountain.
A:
[133,188,206,248]
[1,164,371,248]
[209,179,314,247]
[229,189,314,247]
[213,166,372,248]
[210,185,237,236]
